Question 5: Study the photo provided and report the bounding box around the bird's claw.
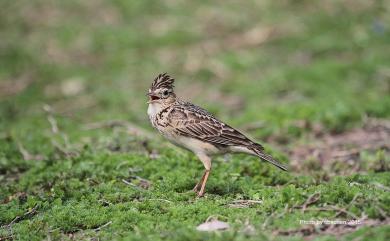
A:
[192,183,205,197]
[192,182,201,192]
[196,191,205,198]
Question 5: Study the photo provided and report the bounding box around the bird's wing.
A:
[168,101,288,171]
[169,102,261,148]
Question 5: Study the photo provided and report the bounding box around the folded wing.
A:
[169,101,261,149]
[168,101,287,171]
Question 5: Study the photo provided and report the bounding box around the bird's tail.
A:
[249,144,288,171]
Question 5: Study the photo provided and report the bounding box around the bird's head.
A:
[147,73,176,105]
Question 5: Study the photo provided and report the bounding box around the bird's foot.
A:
[196,190,205,198]
[192,183,201,192]
[192,183,205,197]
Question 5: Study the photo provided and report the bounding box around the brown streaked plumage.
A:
[150,73,175,92]
[147,73,287,197]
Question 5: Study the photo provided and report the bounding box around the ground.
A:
[0,0,390,240]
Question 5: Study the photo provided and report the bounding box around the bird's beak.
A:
[146,92,160,104]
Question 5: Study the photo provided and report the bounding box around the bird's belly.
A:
[166,135,220,155]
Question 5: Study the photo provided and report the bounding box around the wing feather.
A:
[166,100,286,170]
[169,101,255,147]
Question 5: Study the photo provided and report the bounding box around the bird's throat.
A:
[147,102,164,118]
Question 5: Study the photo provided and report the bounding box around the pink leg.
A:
[194,153,212,197]
[197,170,210,197]
[192,171,207,192]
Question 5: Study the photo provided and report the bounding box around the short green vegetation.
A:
[0,0,389,240]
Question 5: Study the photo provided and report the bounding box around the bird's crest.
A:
[150,73,175,91]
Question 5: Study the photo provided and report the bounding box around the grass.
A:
[0,0,389,240]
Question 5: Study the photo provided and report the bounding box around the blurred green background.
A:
[0,0,389,240]
[1,0,389,136]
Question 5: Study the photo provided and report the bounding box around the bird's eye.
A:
[162,90,169,97]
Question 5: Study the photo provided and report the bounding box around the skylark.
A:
[147,73,287,197]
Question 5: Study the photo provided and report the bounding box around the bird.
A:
[147,73,287,197]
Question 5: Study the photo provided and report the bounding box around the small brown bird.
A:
[147,73,287,197]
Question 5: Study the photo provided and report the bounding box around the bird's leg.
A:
[192,171,207,192]
[197,169,210,197]
[194,153,211,197]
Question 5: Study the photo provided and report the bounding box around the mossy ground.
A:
[1,0,389,240]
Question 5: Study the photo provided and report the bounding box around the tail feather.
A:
[250,145,288,171]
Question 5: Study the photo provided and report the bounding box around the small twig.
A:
[94,221,112,232]
[17,142,33,160]
[128,167,143,173]
[121,179,132,185]
[51,139,78,158]
[348,193,361,207]
[130,175,150,182]
[44,104,58,134]
[47,116,59,134]
[17,142,44,161]
[48,228,60,233]
[121,179,142,190]
[142,198,173,203]
[44,104,79,158]
[228,200,263,208]
[130,175,151,187]
[2,205,38,228]
[275,226,315,236]
[262,204,289,229]
[306,206,358,219]
[62,133,71,149]
[300,193,321,214]
[231,200,263,204]
[371,182,390,192]
[331,206,358,219]
[336,193,361,218]
[262,212,275,229]
[331,149,360,158]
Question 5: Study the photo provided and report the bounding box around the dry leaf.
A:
[196,218,230,231]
